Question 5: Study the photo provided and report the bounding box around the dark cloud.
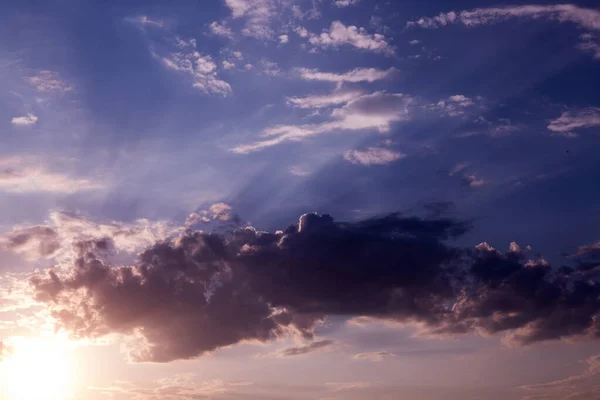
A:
[29,212,600,362]
[265,339,334,357]
[0,225,60,257]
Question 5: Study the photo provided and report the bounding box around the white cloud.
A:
[295,26,309,37]
[233,51,243,59]
[287,90,362,109]
[547,107,600,134]
[158,38,232,96]
[232,92,413,153]
[260,59,281,76]
[296,67,397,84]
[0,161,103,194]
[309,21,394,55]
[11,113,38,126]
[25,71,74,93]
[222,60,236,69]
[344,147,405,166]
[408,4,600,30]
[407,4,600,59]
[278,34,289,44]
[224,0,277,39]
[449,162,469,176]
[433,94,477,116]
[127,15,165,28]
[209,21,234,38]
[333,0,360,7]
[409,39,421,45]
[244,63,254,70]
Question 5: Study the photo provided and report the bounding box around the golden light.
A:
[0,337,74,400]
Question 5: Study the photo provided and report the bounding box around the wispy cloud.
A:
[296,67,397,84]
[258,340,334,358]
[232,92,413,153]
[333,0,360,7]
[408,4,600,59]
[309,21,395,55]
[547,107,600,134]
[353,351,395,361]
[25,71,74,93]
[0,157,103,194]
[11,113,38,126]
[344,147,405,166]
[287,90,362,109]
[432,94,477,117]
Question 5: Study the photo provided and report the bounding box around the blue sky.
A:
[1,1,600,400]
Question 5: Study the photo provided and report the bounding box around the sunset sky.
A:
[1,1,600,399]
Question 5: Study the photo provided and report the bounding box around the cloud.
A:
[295,26,309,37]
[353,351,395,361]
[296,67,397,84]
[547,107,600,134]
[25,71,74,93]
[90,376,253,399]
[28,208,600,363]
[309,21,395,55]
[209,21,234,38]
[0,210,178,262]
[224,0,277,39]
[157,38,232,96]
[333,0,360,7]
[278,34,289,44]
[407,4,600,59]
[260,339,334,357]
[462,174,486,188]
[126,15,165,28]
[260,59,281,76]
[222,60,235,69]
[327,382,371,392]
[11,113,38,126]
[433,95,477,117]
[231,92,413,153]
[0,162,103,194]
[286,90,363,109]
[519,354,600,400]
[344,147,405,166]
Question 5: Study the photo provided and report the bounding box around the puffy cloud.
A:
[333,0,360,7]
[224,0,277,39]
[309,21,395,55]
[278,34,289,44]
[295,26,309,37]
[209,21,234,38]
[25,71,74,93]
[158,38,232,96]
[28,209,600,363]
[547,107,600,134]
[231,92,413,153]
[407,4,600,59]
[260,59,281,76]
[222,60,235,69]
[344,147,405,166]
[296,67,397,84]
[259,339,334,357]
[11,113,38,126]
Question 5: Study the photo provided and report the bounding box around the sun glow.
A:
[0,337,74,400]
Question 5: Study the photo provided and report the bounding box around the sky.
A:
[1,0,600,399]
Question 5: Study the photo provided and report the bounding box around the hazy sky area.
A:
[1,1,600,399]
